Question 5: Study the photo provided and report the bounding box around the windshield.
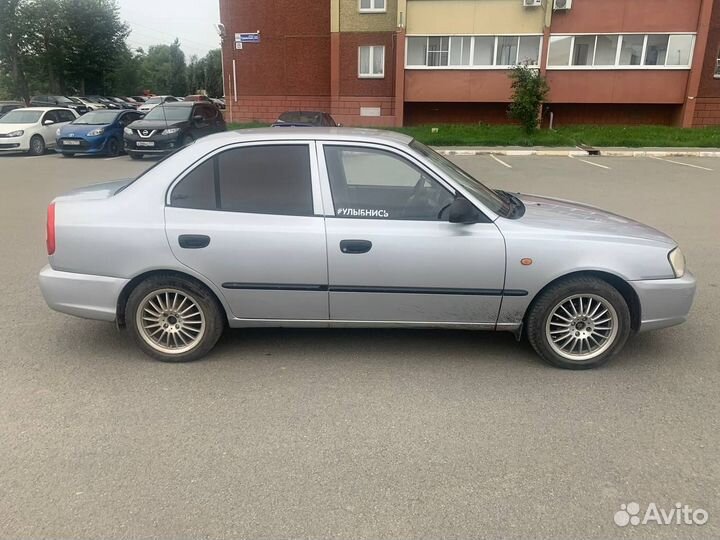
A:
[145,97,163,104]
[410,140,510,217]
[0,110,42,124]
[143,106,191,122]
[278,112,321,125]
[72,111,121,125]
[56,96,73,103]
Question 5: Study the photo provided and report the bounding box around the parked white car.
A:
[73,97,106,111]
[0,107,78,155]
[137,96,179,113]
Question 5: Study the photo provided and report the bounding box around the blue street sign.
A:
[235,33,261,44]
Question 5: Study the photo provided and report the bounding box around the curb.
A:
[436,148,720,158]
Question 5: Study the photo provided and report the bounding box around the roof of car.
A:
[11,107,71,112]
[200,127,413,146]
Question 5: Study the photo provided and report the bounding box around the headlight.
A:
[162,127,180,135]
[6,130,24,137]
[668,247,686,278]
[87,128,105,136]
[123,127,132,135]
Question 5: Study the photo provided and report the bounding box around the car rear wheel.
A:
[126,275,224,363]
[28,135,45,156]
[106,137,120,156]
[526,276,631,370]
[129,152,143,160]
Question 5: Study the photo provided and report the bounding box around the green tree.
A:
[507,64,549,134]
[167,38,187,96]
[0,0,33,101]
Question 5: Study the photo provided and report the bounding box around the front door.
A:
[318,143,506,325]
[164,142,329,320]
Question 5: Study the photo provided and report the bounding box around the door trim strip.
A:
[222,282,528,297]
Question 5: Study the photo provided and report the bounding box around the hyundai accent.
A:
[39,129,696,369]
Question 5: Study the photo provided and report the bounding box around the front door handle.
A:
[179,234,211,249]
[340,239,372,254]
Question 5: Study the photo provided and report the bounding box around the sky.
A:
[119,0,222,59]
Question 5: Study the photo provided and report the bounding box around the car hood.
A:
[59,123,113,136]
[0,122,34,133]
[514,193,675,246]
[128,119,187,130]
[54,179,134,202]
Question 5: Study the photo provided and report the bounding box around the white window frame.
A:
[404,34,543,70]
[358,45,385,78]
[715,54,720,78]
[358,0,386,13]
[546,32,696,70]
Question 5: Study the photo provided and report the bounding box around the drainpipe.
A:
[681,0,714,128]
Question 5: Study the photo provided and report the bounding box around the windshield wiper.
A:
[495,190,525,219]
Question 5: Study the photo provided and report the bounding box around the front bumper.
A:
[124,133,181,154]
[39,265,129,322]
[56,135,110,154]
[0,135,29,152]
[631,272,697,332]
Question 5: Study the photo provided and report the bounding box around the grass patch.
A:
[228,122,720,148]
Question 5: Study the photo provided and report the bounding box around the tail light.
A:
[46,203,56,255]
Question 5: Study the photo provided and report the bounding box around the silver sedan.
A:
[39,129,696,369]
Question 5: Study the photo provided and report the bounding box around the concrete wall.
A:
[338,0,398,31]
[406,0,545,35]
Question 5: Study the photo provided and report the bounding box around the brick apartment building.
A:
[218,0,720,127]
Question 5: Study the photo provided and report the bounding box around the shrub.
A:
[508,65,549,134]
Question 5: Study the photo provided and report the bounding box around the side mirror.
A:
[192,114,203,123]
[43,119,55,126]
[448,197,479,224]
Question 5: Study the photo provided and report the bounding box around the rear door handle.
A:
[179,234,210,249]
[340,239,372,254]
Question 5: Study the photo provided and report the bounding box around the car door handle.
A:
[178,234,210,249]
[340,240,372,254]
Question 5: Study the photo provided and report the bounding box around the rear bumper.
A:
[631,272,697,332]
[39,265,129,322]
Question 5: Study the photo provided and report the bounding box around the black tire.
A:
[126,275,225,363]
[129,152,143,160]
[28,135,45,156]
[106,137,120,156]
[180,134,195,147]
[526,276,631,370]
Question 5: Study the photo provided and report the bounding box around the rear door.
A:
[164,141,329,321]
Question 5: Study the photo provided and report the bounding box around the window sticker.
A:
[337,208,390,218]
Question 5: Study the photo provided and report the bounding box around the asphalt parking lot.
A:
[1,150,718,539]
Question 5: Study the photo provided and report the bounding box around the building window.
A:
[548,33,695,69]
[359,46,385,78]
[406,35,542,69]
[359,0,386,13]
[715,51,720,78]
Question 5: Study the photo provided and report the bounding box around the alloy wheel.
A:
[136,288,206,354]
[545,294,619,362]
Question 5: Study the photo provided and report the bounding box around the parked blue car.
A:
[56,109,144,157]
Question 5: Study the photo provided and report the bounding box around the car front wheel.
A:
[526,276,631,370]
[28,135,45,156]
[126,275,224,362]
[129,152,143,160]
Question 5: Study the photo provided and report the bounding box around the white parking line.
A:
[490,154,512,169]
[569,155,611,170]
[103,156,125,161]
[648,156,714,171]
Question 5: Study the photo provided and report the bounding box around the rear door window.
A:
[169,144,314,217]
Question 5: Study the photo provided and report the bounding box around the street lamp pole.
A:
[214,23,231,123]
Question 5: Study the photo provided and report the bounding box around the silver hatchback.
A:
[39,129,696,369]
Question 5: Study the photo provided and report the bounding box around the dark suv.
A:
[29,96,88,115]
[123,101,226,159]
